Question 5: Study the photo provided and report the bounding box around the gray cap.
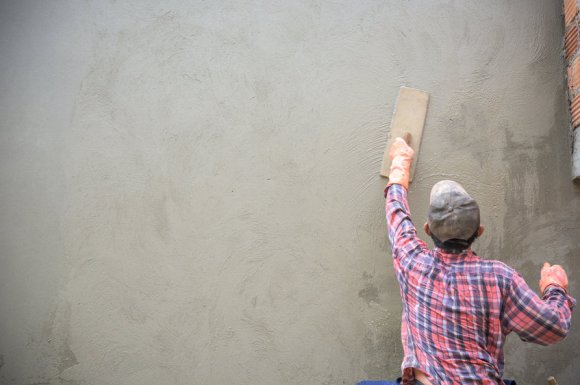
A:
[428,180,480,242]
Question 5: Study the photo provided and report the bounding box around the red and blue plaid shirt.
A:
[385,184,575,385]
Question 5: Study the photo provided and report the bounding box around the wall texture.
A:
[1,1,579,385]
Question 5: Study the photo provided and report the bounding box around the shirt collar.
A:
[434,248,480,263]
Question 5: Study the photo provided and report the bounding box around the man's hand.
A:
[539,262,569,293]
[387,136,415,190]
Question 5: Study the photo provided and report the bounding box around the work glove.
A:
[387,136,414,190]
[539,262,569,294]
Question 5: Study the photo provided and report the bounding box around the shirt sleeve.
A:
[385,184,428,264]
[501,271,576,345]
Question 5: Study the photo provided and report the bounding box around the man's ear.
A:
[477,225,484,237]
[424,222,431,236]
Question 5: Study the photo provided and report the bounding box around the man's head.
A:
[423,180,483,253]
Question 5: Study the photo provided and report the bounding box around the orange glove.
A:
[387,137,414,190]
[539,262,569,293]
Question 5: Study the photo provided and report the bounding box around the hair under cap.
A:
[428,180,480,243]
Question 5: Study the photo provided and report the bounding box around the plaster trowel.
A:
[380,86,429,181]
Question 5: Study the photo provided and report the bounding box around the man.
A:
[384,137,575,385]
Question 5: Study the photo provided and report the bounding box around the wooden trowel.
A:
[380,86,429,181]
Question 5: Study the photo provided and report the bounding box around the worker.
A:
[384,137,575,385]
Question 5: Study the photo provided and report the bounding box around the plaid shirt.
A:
[385,184,575,385]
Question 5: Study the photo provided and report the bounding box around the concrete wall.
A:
[1,1,579,384]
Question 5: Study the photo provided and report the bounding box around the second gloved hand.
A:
[539,262,569,293]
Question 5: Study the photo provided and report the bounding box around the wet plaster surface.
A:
[1,1,579,384]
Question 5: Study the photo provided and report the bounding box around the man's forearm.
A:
[504,273,575,345]
[385,183,421,255]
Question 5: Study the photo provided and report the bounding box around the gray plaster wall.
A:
[1,1,579,384]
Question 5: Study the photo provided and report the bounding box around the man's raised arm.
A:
[384,137,427,261]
